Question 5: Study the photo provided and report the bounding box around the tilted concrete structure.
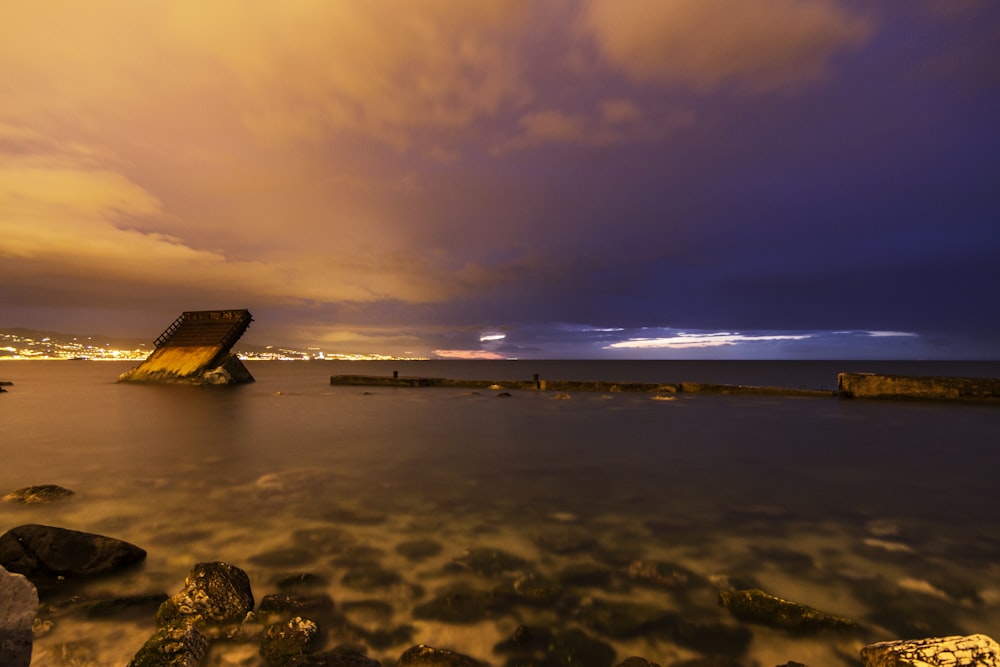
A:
[118,310,254,385]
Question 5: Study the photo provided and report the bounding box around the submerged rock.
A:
[0,566,37,667]
[398,644,484,666]
[412,585,502,624]
[860,634,1000,667]
[493,625,616,667]
[673,618,753,657]
[577,597,674,638]
[448,547,527,577]
[624,559,706,590]
[395,538,443,561]
[3,485,75,504]
[546,628,617,667]
[287,647,382,666]
[0,524,146,585]
[718,588,857,634]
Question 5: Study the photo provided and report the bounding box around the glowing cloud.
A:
[607,332,813,350]
[433,349,506,360]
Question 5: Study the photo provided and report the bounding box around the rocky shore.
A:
[3,484,998,667]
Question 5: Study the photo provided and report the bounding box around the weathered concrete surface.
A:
[330,374,836,398]
[119,309,254,385]
[861,633,1000,666]
[838,372,1000,402]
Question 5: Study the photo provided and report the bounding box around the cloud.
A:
[433,349,506,360]
[581,0,873,91]
[606,332,813,350]
[0,128,518,308]
[163,1,533,149]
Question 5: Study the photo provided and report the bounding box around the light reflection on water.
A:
[1,360,999,666]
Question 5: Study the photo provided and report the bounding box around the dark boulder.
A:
[0,524,146,584]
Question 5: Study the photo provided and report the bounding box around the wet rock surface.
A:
[398,644,484,666]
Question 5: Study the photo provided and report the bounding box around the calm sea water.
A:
[2,360,999,666]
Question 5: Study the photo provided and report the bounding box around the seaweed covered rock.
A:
[718,589,857,634]
[0,524,146,584]
[127,624,209,667]
[3,485,75,504]
[156,561,255,628]
[0,566,37,667]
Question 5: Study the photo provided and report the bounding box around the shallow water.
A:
[2,360,999,666]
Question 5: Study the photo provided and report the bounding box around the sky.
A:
[2,1,999,360]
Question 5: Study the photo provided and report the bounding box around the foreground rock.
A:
[130,562,255,667]
[156,561,255,627]
[0,566,37,667]
[0,524,146,587]
[2,485,75,504]
[128,624,210,667]
[861,634,1000,666]
[718,588,857,634]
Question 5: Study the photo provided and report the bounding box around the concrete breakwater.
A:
[329,374,836,398]
[838,372,1000,402]
[332,372,1000,402]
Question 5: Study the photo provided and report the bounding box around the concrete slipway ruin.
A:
[118,309,254,385]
